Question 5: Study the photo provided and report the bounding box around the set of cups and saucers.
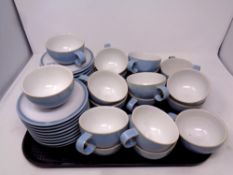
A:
[17,34,228,160]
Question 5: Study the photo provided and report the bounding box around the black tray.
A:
[22,132,210,167]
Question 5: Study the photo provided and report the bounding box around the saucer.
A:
[17,80,89,147]
[17,80,88,126]
[40,47,94,74]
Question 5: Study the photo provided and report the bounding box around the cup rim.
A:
[175,109,228,148]
[46,34,85,53]
[167,69,210,104]
[128,52,162,61]
[131,105,179,145]
[95,47,128,74]
[127,72,166,87]
[23,65,74,98]
[79,106,129,135]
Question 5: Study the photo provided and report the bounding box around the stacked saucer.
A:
[40,47,94,78]
[17,80,89,147]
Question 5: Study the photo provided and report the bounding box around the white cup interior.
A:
[167,69,209,104]
[176,109,227,147]
[132,105,179,145]
[161,58,192,77]
[23,65,73,97]
[127,72,166,86]
[88,71,128,103]
[46,34,84,53]
[129,52,161,61]
[79,106,129,134]
[95,48,128,74]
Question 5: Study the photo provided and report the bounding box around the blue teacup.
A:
[46,34,86,66]
[76,106,129,155]
[120,105,179,152]
[128,52,162,73]
[126,72,169,111]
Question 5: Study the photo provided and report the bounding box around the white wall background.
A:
[0,0,31,99]
[15,0,233,55]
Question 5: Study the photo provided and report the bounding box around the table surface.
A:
[1,52,233,175]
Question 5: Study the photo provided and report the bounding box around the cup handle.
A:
[128,59,138,73]
[168,112,177,121]
[126,97,138,112]
[120,128,139,148]
[154,86,169,102]
[192,64,201,71]
[104,43,111,48]
[74,50,86,66]
[78,74,89,83]
[168,56,176,59]
[75,132,96,155]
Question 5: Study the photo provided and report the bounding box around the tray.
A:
[22,99,210,168]
[22,132,210,167]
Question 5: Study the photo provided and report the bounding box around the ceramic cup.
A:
[175,109,227,154]
[127,72,168,99]
[167,69,209,105]
[126,93,156,112]
[94,144,122,156]
[134,142,176,160]
[90,95,127,108]
[120,105,179,152]
[76,106,129,155]
[128,52,162,73]
[79,70,128,105]
[23,65,74,108]
[160,56,201,77]
[167,96,202,112]
[94,44,128,74]
[46,34,86,66]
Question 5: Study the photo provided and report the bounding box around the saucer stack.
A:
[17,80,89,147]
[41,47,94,78]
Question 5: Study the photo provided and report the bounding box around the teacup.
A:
[128,52,162,73]
[134,142,176,160]
[23,65,74,108]
[120,105,179,152]
[167,69,209,105]
[90,95,127,108]
[127,72,168,100]
[95,44,128,74]
[126,93,156,112]
[94,144,122,156]
[46,34,86,66]
[76,106,129,155]
[160,56,201,77]
[175,109,227,154]
[167,96,202,112]
[79,71,128,104]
